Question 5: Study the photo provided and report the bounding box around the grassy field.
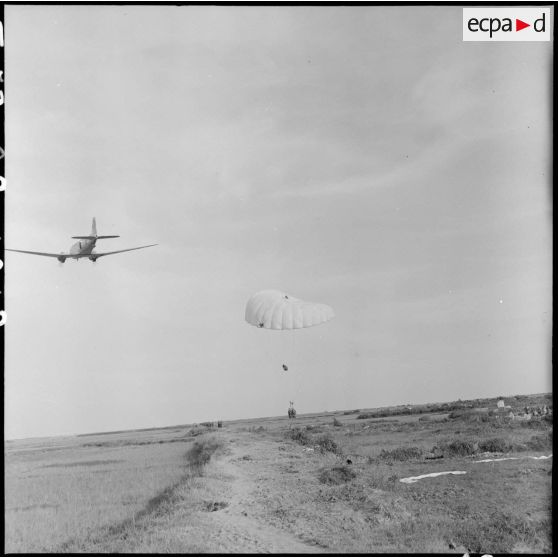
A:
[4,428,199,552]
[4,393,552,553]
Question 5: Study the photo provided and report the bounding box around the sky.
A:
[4,5,552,439]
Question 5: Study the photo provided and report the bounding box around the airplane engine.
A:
[57,255,66,263]
[89,255,98,262]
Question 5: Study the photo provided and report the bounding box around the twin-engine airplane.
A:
[6,218,157,263]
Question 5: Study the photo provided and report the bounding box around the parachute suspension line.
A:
[281,328,291,373]
[244,289,335,421]
[288,329,296,403]
[278,328,295,373]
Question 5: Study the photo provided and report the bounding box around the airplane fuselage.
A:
[69,238,97,257]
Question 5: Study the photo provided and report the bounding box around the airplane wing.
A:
[6,245,157,259]
[4,249,75,258]
[93,244,157,258]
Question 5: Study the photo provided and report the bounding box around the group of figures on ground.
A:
[521,405,551,418]
[288,401,296,419]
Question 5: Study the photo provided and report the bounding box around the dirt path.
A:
[195,431,323,553]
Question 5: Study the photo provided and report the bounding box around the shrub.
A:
[287,427,312,446]
[318,465,357,485]
[379,446,423,461]
[418,415,431,422]
[315,434,341,454]
[478,438,509,453]
[479,438,510,453]
[186,438,223,471]
[333,417,343,427]
[440,440,477,457]
[286,428,342,454]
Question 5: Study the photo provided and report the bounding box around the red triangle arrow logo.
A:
[516,19,530,31]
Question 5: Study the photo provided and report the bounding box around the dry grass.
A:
[4,394,552,554]
[57,436,225,553]
[5,444,189,552]
[4,427,223,553]
[378,446,424,461]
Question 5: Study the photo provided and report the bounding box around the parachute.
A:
[245,289,334,388]
[245,289,335,330]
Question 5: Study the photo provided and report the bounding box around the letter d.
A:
[534,13,545,32]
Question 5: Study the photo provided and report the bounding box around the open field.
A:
[5,394,552,553]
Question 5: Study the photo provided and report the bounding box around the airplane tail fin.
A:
[71,218,119,240]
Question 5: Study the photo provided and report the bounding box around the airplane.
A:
[5,218,157,263]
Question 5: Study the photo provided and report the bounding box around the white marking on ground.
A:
[399,471,466,484]
[401,454,552,484]
[474,454,552,463]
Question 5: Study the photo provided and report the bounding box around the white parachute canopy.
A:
[245,289,335,330]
